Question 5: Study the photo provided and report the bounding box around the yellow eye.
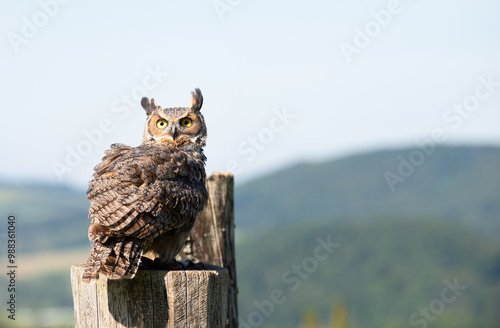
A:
[181,118,192,127]
[156,119,167,129]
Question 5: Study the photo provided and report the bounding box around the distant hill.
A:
[0,182,89,253]
[235,145,500,235]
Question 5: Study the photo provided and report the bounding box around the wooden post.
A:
[177,173,238,328]
[71,172,237,327]
[71,264,228,327]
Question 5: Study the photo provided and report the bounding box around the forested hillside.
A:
[235,146,500,236]
[0,182,89,253]
[237,219,500,327]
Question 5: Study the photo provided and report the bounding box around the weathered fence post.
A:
[71,264,227,327]
[71,172,237,328]
[177,172,238,328]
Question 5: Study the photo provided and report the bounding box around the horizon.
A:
[2,141,499,190]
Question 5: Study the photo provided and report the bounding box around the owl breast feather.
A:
[86,141,207,241]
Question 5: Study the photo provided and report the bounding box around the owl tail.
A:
[82,237,144,283]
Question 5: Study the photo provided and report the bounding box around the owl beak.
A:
[168,125,178,140]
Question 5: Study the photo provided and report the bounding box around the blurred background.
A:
[1,0,500,327]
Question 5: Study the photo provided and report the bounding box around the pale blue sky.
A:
[1,0,500,188]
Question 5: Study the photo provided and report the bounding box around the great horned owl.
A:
[82,89,207,283]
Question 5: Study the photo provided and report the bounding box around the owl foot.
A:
[139,257,181,270]
[177,260,207,270]
[139,257,208,271]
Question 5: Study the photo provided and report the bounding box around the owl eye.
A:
[180,118,193,127]
[156,119,168,129]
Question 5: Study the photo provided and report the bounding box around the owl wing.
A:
[87,142,206,241]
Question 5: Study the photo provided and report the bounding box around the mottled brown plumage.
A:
[82,89,207,283]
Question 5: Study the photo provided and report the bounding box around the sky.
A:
[1,0,500,188]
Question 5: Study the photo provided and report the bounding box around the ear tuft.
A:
[141,97,149,108]
[190,88,203,111]
[141,97,157,115]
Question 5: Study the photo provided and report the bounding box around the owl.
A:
[82,89,208,283]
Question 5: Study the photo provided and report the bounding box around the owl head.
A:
[141,89,207,150]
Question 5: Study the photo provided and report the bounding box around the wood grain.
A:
[71,264,228,327]
[177,172,238,328]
